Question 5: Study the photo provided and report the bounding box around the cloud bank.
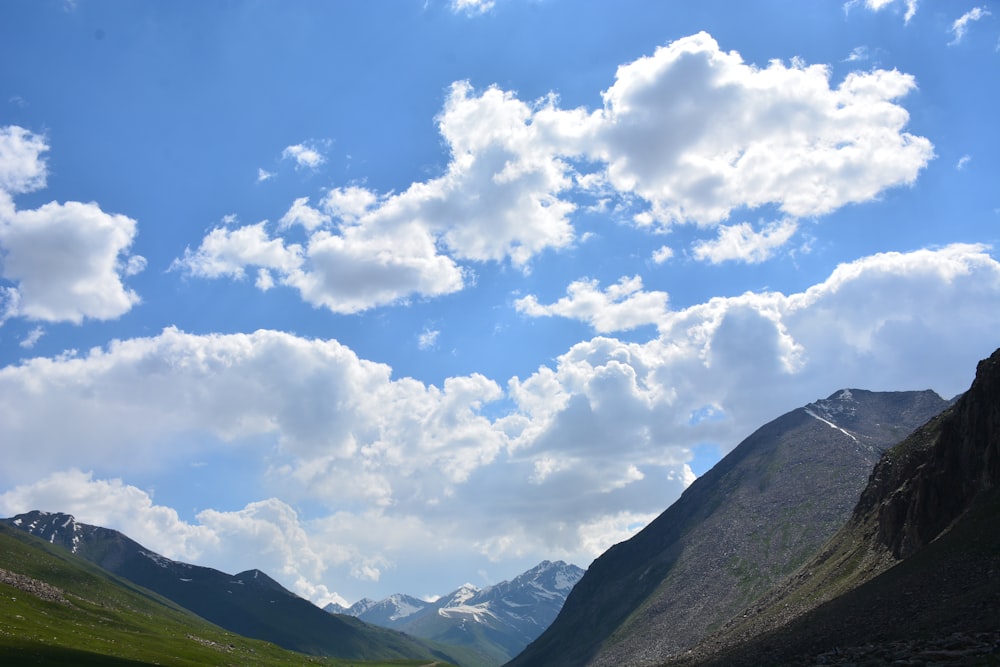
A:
[3,243,998,602]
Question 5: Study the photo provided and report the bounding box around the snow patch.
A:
[804,408,858,442]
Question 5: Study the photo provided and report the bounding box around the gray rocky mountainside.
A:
[1,511,469,664]
[673,347,1000,666]
[508,389,949,667]
[327,560,584,667]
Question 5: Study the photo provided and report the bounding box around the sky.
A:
[0,0,998,607]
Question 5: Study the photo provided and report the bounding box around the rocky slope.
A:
[673,348,1000,666]
[329,560,584,667]
[508,389,948,667]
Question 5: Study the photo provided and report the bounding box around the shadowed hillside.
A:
[508,390,947,667]
[669,348,1000,666]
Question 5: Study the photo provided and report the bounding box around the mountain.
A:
[330,560,584,667]
[674,347,1000,666]
[0,520,405,666]
[329,592,432,626]
[508,389,949,667]
[2,511,468,665]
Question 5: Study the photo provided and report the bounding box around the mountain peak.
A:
[510,388,949,667]
[7,510,86,552]
[332,560,584,664]
[233,568,290,594]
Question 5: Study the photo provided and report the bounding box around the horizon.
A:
[1,0,998,606]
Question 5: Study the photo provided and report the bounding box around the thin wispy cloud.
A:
[950,6,991,45]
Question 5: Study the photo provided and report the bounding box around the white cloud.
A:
[279,196,330,231]
[845,0,917,23]
[173,217,465,314]
[692,218,798,264]
[515,275,670,333]
[587,32,932,227]
[172,221,303,280]
[0,126,48,195]
[652,245,674,264]
[1,245,999,601]
[950,7,991,45]
[418,328,440,350]
[284,223,466,314]
[0,201,144,323]
[179,34,932,312]
[957,155,972,170]
[844,46,870,62]
[282,143,326,170]
[322,186,377,222]
[257,167,275,182]
[451,0,495,15]
[19,326,44,349]
[0,126,145,324]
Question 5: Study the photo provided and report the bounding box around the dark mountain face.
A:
[508,389,948,667]
[1,511,464,664]
[680,348,1000,666]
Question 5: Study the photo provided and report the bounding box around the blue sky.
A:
[0,0,998,606]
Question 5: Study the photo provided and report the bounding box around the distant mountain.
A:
[0,520,405,666]
[508,389,948,667]
[2,511,468,665]
[330,560,584,667]
[677,347,1000,666]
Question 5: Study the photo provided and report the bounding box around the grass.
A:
[0,524,452,667]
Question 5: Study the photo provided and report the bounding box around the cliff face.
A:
[858,348,1000,558]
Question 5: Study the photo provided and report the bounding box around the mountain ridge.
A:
[2,510,470,665]
[330,559,583,667]
[508,388,948,667]
[674,347,1000,666]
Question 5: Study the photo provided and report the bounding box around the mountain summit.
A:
[331,559,584,666]
[509,389,948,667]
[682,348,1000,666]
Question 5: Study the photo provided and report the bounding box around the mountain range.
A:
[511,349,1000,666]
[326,560,584,666]
[1,509,472,665]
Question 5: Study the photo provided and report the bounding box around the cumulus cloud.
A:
[692,218,799,264]
[3,244,998,601]
[0,125,145,324]
[588,33,932,226]
[515,275,669,332]
[173,216,465,314]
[950,7,991,44]
[178,33,932,313]
[172,221,303,280]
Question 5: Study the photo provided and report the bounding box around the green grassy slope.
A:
[0,523,451,667]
